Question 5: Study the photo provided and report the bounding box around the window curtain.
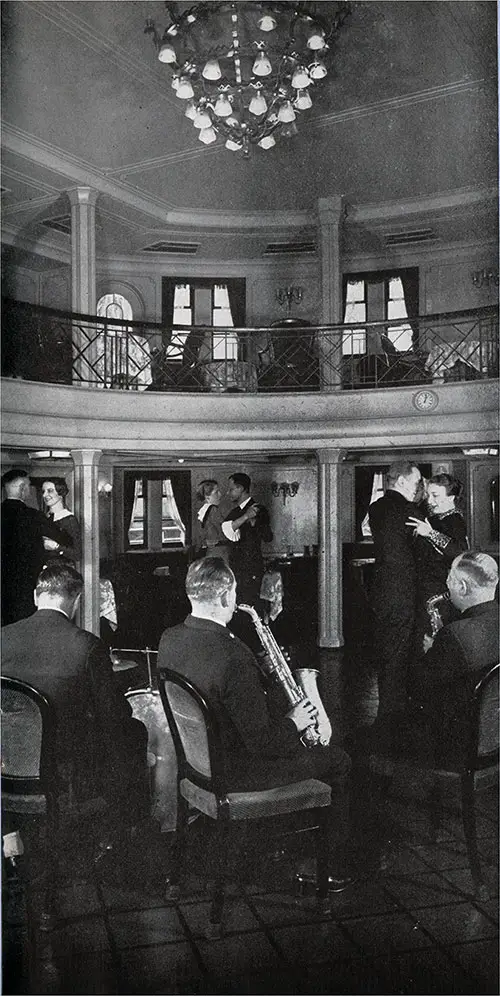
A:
[161,279,176,350]
[355,468,385,541]
[124,473,140,549]
[166,472,191,545]
[225,279,246,359]
[148,471,192,546]
[399,269,419,349]
[225,280,246,327]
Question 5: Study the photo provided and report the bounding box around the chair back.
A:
[468,663,500,773]
[1,676,57,795]
[159,668,226,794]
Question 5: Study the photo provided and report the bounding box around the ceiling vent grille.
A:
[263,241,317,255]
[384,229,437,247]
[142,241,199,254]
[41,215,71,235]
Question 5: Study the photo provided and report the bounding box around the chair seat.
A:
[180,777,331,821]
[2,791,47,815]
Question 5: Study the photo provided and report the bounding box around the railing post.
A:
[71,448,101,635]
[317,448,344,647]
[68,187,98,386]
[318,196,344,391]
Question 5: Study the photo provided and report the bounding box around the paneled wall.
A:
[4,240,497,325]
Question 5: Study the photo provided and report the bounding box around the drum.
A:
[125,688,176,832]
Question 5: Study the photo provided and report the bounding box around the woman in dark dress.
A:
[407,473,468,653]
[42,479,81,564]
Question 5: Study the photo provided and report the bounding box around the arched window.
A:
[97,292,133,327]
[96,293,151,390]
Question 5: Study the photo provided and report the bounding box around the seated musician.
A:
[2,562,149,831]
[158,556,353,886]
[359,552,499,768]
[406,551,498,766]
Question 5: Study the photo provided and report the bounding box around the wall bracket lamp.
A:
[272,481,300,505]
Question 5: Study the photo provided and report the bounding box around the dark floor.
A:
[3,649,499,995]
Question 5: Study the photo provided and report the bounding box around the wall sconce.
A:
[272,481,300,505]
[98,481,113,498]
[276,286,303,315]
[471,268,499,289]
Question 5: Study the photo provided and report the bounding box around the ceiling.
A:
[1,1,498,265]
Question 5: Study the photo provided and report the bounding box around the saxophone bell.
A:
[425,592,451,637]
[236,603,332,748]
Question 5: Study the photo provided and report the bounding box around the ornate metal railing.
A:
[1,298,498,393]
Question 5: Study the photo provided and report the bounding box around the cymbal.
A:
[110,652,139,671]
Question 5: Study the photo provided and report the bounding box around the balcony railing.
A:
[1,298,498,393]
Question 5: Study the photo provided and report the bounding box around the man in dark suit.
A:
[221,472,273,652]
[158,557,352,883]
[221,472,273,606]
[2,562,148,826]
[1,467,69,625]
[406,551,499,765]
[368,461,423,718]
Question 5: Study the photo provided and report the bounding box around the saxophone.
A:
[426,592,451,637]
[237,604,332,748]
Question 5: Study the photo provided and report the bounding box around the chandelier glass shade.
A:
[145,1,352,155]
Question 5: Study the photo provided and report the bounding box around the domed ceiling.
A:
[1,1,498,263]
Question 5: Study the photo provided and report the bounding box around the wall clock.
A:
[413,389,439,412]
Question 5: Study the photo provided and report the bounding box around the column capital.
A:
[317,195,344,227]
[71,448,102,469]
[316,448,344,466]
[67,187,98,208]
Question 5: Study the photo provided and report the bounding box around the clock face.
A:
[413,389,438,412]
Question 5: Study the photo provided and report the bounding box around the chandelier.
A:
[145,2,352,156]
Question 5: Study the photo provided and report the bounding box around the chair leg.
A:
[39,802,58,931]
[165,791,189,902]
[461,774,489,900]
[208,818,229,939]
[315,808,331,917]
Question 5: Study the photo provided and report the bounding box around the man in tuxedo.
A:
[1,467,68,625]
[2,562,148,826]
[221,472,273,605]
[368,461,423,719]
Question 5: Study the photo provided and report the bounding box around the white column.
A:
[317,447,344,647]
[67,187,98,384]
[318,196,344,391]
[71,449,101,634]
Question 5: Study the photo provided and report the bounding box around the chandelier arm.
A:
[148,1,353,152]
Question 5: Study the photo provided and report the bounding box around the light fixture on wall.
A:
[145,2,352,156]
[98,481,113,498]
[471,268,499,288]
[276,285,303,315]
[272,480,300,505]
[28,450,71,460]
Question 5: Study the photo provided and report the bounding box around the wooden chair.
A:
[1,676,59,929]
[158,667,333,937]
[369,663,499,899]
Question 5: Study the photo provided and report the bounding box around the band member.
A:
[158,557,353,884]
